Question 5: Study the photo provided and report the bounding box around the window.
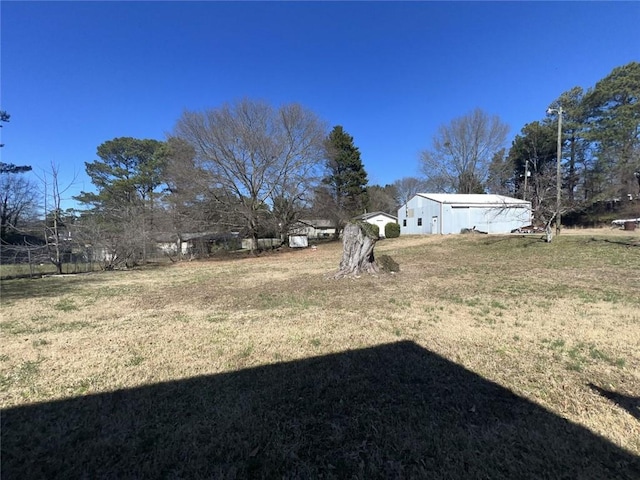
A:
[417,218,423,226]
[402,219,407,227]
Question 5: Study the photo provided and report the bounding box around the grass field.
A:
[1,230,639,478]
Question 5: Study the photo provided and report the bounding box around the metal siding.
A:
[399,196,440,234]
[447,207,472,234]
[399,194,532,236]
[423,198,439,234]
[474,206,531,233]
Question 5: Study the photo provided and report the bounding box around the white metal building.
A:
[398,194,532,235]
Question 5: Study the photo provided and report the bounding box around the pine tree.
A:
[75,137,167,265]
[322,126,368,235]
[583,61,640,200]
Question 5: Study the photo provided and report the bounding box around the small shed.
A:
[353,211,398,237]
[398,194,532,235]
[288,235,309,248]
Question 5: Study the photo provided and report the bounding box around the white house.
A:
[353,211,398,237]
[398,194,532,235]
[289,219,337,239]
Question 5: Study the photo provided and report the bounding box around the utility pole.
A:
[547,107,563,235]
[523,159,529,201]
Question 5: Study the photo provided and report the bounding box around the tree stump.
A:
[334,222,379,278]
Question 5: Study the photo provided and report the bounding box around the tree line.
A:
[1,62,637,269]
[1,101,378,267]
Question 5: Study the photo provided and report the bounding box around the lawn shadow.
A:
[2,341,639,479]
[0,271,128,302]
[480,235,547,247]
[588,382,640,421]
[600,238,640,247]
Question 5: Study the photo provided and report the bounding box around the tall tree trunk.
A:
[334,222,379,278]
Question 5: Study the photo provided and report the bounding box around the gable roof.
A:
[296,219,336,228]
[415,194,530,207]
[354,211,398,221]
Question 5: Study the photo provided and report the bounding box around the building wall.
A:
[443,205,531,234]
[398,196,441,235]
[364,214,397,237]
[289,224,336,239]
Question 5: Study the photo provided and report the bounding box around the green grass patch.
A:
[256,292,316,310]
[490,300,507,310]
[543,340,628,372]
[125,354,145,367]
[54,298,79,312]
[172,313,191,323]
[206,312,230,323]
[11,358,44,387]
[389,297,411,308]
[1,320,36,336]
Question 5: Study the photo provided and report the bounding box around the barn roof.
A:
[416,194,530,207]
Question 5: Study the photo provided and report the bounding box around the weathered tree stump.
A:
[334,222,379,278]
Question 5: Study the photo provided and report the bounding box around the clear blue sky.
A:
[1,1,639,209]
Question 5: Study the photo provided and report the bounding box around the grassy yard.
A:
[1,231,639,478]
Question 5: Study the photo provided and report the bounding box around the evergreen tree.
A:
[546,87,589,203]
[486,149,515,196]
[322,126,368,235]
[0,110,9,149]
[75,137,167,265]
[367,184,398,215]
[507,121,557,223]
[583,61,640,200]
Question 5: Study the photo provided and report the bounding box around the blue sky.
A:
[1,1,639,209]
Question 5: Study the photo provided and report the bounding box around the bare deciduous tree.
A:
[392,176,426,208]
[0,172,38,242]
[40,163,78,274]
[367,184,398,215]
[173,99,327,252]
[420,109,509,194]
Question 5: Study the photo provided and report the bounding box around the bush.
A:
[385,222,400,238]
[365,223,380,238]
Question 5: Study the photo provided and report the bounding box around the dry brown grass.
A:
[1,229,639,478]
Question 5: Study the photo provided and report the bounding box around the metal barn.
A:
[398,194,532,235]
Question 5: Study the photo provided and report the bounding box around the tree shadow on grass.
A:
[598,237,640,248]
[480,236,547,248]
[588,383,640,421]
[0,271,128,302]
[2,341,639,479]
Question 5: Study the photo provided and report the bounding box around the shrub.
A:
[361,222,380,239]
[385,222,400,238]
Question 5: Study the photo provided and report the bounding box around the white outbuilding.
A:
[353,211,398,237]
[398,194,532,235]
